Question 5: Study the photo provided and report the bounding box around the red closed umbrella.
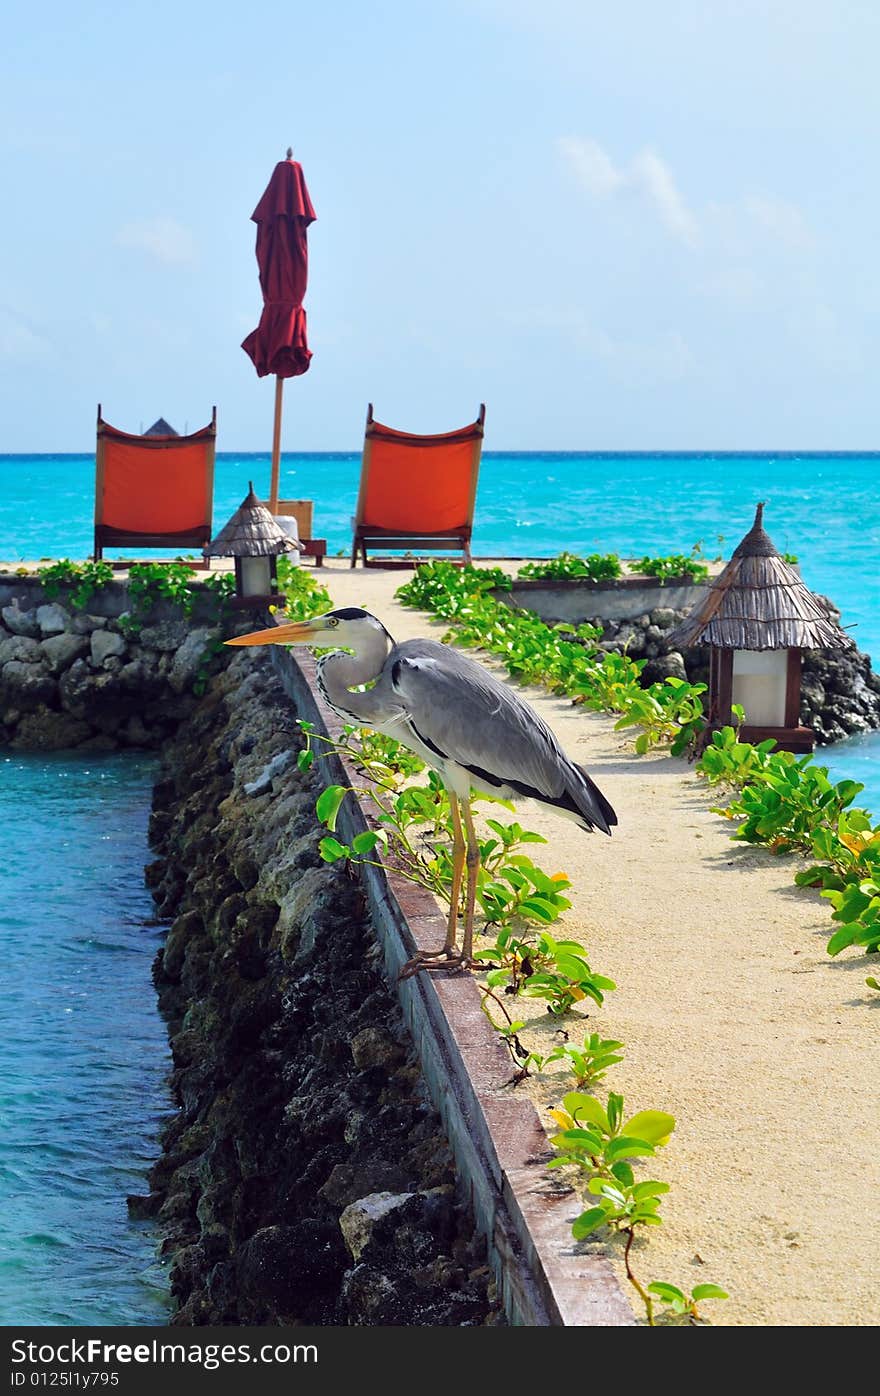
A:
[241,149,316,510]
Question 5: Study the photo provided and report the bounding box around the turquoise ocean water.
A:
[0,753,170,1324]
[0,449,878,1323]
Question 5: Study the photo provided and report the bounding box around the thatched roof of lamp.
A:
[144,417,178,437]
[670,502,849,652]
[205,482,296,557]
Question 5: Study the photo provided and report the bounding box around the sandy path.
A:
[317,561,879,1326]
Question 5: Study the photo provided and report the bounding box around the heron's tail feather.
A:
[572,765,617,835]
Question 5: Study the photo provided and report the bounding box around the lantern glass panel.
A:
[240,555,273,597]
[732,649,788,726]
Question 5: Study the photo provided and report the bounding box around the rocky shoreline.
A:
[135,652,502,1326]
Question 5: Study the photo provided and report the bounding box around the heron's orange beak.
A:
[225,620,322,648]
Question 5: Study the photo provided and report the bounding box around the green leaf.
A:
[552,1127,603,1152]
[609,1160,634,1187]
[562,1093,610,1133]
[632,1180,671,1200]
[318,835,349,863]
[351,829,380,854]
[315,784,348,831]
[605,1136,656,1161]
[691,1284,729,1301]
[519,896,561,923]
[571,1206,611,1240]
[621,1110,676,1144]
[647,1282,685,1302]
[826,923,861,956]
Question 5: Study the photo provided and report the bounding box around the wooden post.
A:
[270,376,284,512]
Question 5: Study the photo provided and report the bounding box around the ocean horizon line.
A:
[3,448,880,461]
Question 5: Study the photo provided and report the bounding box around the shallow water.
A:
[0,752,171,1325]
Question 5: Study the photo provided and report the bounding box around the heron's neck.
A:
[315,625,393,724]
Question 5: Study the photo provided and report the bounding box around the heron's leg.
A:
[397,794,466,978]
[459,798,481,963]
[419,798,482,973]
[441,796,466,950]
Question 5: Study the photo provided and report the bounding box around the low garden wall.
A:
[504,574,708,625]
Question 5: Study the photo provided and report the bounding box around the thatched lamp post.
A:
[205,482,296,609]
[671,503,849,752]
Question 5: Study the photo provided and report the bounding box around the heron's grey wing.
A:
[388,640,616,832]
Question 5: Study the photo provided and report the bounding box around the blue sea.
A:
[0,450,878,1324]
[0,753,171,1325]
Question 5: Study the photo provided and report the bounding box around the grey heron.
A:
[226,607,616,976]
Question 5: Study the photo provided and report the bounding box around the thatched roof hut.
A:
[144,417,178,437]
[671,503,849,652]
[206,483,296,557]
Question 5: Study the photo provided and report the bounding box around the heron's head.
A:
[225,606,390,651]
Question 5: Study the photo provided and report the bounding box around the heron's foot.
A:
[398,950,481,979]
[398,946,459,980]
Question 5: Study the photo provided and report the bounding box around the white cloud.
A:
[559,138,817,262]
[559,136,699,247]
[631,149,700,247]
[116,217,196,264]
[557,136,624,198]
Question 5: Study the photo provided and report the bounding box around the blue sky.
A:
[1,0,878,451]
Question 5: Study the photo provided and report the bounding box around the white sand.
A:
[317,560,880,1327]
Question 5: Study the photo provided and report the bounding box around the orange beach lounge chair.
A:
[93,406,216,563]
[350,404,485,567]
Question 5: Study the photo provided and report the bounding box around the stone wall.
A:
[138,653,502,1326]
[506,574,709,624]
[0,575,229,751]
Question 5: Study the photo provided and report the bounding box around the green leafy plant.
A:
[612,675,707,756]
[275,556,333,616]
[634,554,710,583]
[518,553,622,582]
[124,561,202,623]
[822,876,880,957]
[647,1282,729,1325]
[542,1031,625,1087]
[696,724,778,787]
[37,558,114,608]
[548,1090,675,1186]
[544,1089,728,1324]
[116,561,236,637]
[714,755,864,857]
[480,926,615,1014]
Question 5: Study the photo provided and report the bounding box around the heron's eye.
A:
[327,617,339,627]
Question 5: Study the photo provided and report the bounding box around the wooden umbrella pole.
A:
[270,375,284,512]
